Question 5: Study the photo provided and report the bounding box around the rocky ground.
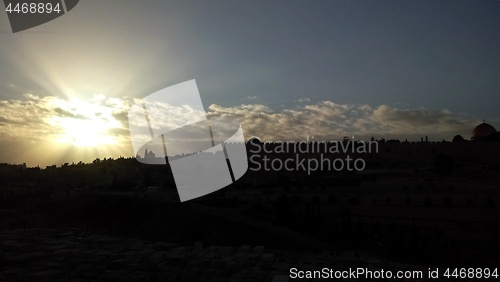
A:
[0,228,284,282]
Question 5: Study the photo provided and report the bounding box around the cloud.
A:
[208,102,481,141]
[0,94,137,166]
[295,98,310,103]
[0,93,131,144]
[0,94,482,143]
[0,94,488,165]
[367,105,474,137]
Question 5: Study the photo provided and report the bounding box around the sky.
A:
[0,0,499,166]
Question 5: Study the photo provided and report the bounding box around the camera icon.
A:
[127,80,248,202]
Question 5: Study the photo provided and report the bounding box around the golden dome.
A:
[472,122,497,141]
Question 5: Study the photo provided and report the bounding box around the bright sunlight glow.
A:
[55,118,116,147]
[47,95,122,147]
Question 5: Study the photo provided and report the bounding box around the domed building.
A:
[471,121,498,141]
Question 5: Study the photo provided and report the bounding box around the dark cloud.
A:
[53,107,88,120]
[112,110,130,123]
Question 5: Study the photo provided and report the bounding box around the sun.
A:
[57,118,116,147]
[47,96,122,147]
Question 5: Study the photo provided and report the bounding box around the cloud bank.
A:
[0,94,485,165]
[208,101,479,141]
